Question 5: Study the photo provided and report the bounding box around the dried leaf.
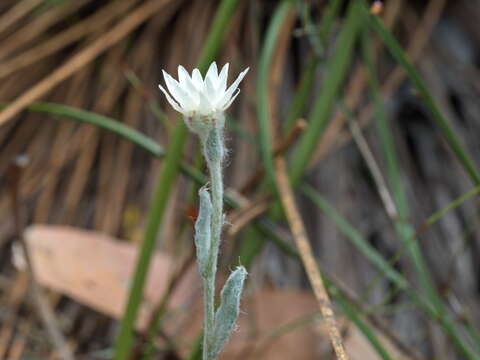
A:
[22,225,200,331]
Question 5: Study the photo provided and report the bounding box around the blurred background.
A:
[0,0,479,359]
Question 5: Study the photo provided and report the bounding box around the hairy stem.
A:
[207,128,224,275]
[202,275,215,360]
[202,124,224,360]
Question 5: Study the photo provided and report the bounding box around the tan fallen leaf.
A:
[21,225,200,331]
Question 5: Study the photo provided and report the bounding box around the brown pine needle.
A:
[0,0,43,36]
[0,0,138,79]
[275,157,349,360]
[0,0,173,128]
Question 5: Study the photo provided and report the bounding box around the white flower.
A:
[159,62,249,118]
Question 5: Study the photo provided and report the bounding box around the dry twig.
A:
[275,157,348,360]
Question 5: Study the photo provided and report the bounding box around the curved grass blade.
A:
[302,184,406,288]
[25,102,164,156]
[302,184,479,359]
[257,0,294,190]
[283,56,317,133]
[424,187,480,229]
[366,7,480,186]
[361,20,480,359]
[284,0,343,133]
[335,296,395,360]
[289,0,362,185]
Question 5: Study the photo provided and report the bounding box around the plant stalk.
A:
[201,125,224,360]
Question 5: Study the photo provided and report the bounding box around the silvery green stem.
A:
[202,275,215,360]
[193,114,245,360]
[201,120,224,360]
[204,123,224,277]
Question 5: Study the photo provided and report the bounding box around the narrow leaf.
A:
[289,0,362,185]
[194,186,212,278]
[366,7,480,186]
[212,266,247,357]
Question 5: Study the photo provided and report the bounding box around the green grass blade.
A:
[283,56,317,133]
[289,0,362,185]
[302,185,479,358]
[302,185,407,288]
[25,102,164,156]
[366,8,480,186]
[362,15,433,302]
[257,0,294,189]
[425,186,480,228]
[335,295,395,360]
[284,0,343,133]
[195,0,241,74]
[185,334,203,360]
[114,123,188,360]
[240,0,346,262]
[360,23,479,359]
[317,0,344,47]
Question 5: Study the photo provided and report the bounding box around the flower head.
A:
[159,62,249,119]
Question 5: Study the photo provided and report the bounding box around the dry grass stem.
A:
[275,157,348,360]
[347,116,398,219]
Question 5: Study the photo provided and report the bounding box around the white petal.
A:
[163,70,194,109]
[178,65,188,83]
[178,66,200,102]
[217,67,249,109]
[221,88,240,111]
[192,69,204,89]
[216,63,229,93]
[158,85,183,113]
[205,62,218,83]
[198,90,213,115]
[205,76,218,103]
[163,70,184,101]
[205,62,220,102]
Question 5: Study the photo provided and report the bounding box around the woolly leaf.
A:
[194,186,212,278]
[212,266,247,357]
